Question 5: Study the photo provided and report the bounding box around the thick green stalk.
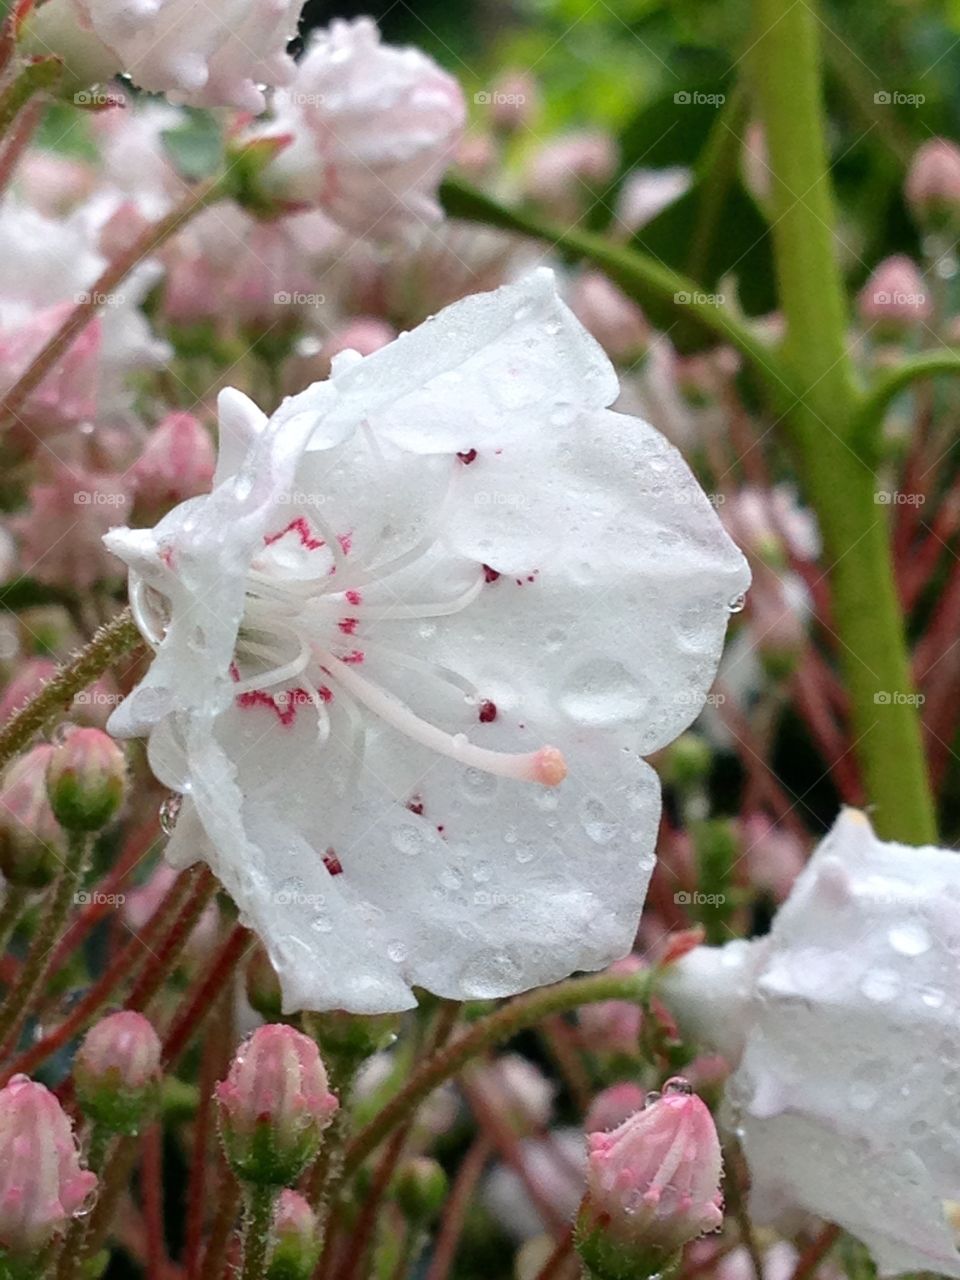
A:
[750,0,936,843]
[240,1185,277,1280]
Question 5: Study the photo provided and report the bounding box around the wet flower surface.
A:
[105,270,749,1013]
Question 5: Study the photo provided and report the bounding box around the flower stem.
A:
[851,351,960,455]
[0,830,93,1056]
[0,57,61,136]
[0,174,228,430]
[240,1184,276,1280]
[0,885,27,956]
[0,609,141,774]
[343,968,654,1178]
[748,0,937,844]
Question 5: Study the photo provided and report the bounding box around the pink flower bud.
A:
[0,745,65,887]
[0,1075,97,1254]
[488,72,539,132]
[614,167,691,237]
[739,814,805,903]
[392,1156,448,1224]
[75,1011,162,1135]
[0,659,57,724]
[585,1083,649,1134]
[14,465,131,590]
[16,152,96,217]
[472,1054,555,1134]
[577,955,646,1057]
[569,272,648,362]
[322,318,397,367]
[527,132,619,220]
[132,412,216,513]
[216,1025,338,1186]
[45,727,128,832]
[0,305,100,444]
[268,1189,320,1279]
[905,138,960,225]
[857,255,931,330]
[578,1079,723,1278]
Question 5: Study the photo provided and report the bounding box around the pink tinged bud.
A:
[578,955,646,1058]
[569,272,648,362]
[74,1011,162,1136]
[16,153,96,217]
[857,255,931,330]
[585,1083,650,1135]
[268,1189,320,1279]
[132,412,216,511]
[0,1075,97,1254]
[216,1025,339,1186]
[45,727,128,833]
[472,1054,555,1134]
[14,466,131,591]
[614,166,692,237]
[577,1079,723,1280]
[0,659,57,724]
[0,745,65,888]
[0,305,100,442]
[488,71,539,131]
[527,132,619,218]
[905,138,960,225]
[321,318,397,367]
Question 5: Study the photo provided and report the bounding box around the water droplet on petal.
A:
[888,922,931,957]
[727,592,747,614]
[159,793,182,835]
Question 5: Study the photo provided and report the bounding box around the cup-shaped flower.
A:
[26,0,302,111]
[250,17,466,237]
[75,1011,162,1135]
[662,809,960,1278]
[104,269,749,1015]
[216,1025,338,1187]
[0,1076,97,1255]
[577,1079,723,1279]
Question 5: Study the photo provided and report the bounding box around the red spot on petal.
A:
[235,686,315,726]
[323,850,343,876]
[482,564,500,583]
[478,700,497,723]
[345,589,362,606]
[436,824,445,834]
[407,796,424,815]
[338,617,358,634]
[457,448,478,464]
[341,650,365,665]
[264,516,325,551]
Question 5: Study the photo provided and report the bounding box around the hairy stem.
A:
[240,1184,277,1280]
[344,969,654,1177]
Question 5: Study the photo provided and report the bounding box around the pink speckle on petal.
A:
[478,700,497,723]
[457,448,478,464]
[323,850,343,876]
[264,517,325,552]
[407,796,425,815]
[235,687,319,726]
[338,618,359,635]
[482,565,500,583]
[345,590,363,606]
[341,650,365,665]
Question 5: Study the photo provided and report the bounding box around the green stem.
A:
[0,886,27,957]
[0,831,93,1055]
[0,57,61,135]
[440,175,790,412]
[240,1185,277,1280]
[343,968,654,1178]
[749,0,937,843]
[852,351,960,455]
[51,1125,113,1280]
[0,609,141,774]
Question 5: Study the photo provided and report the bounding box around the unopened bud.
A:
[309,1009,400,1067]
[857,256,931,333]
[132,412,216,514]
[267,1190,320,1280]
[577,1080,723,1280]
[0,1076,97,1257]
[0,745,65,887]
[245,946,284,1021]
[75,1011,162,1135]
[392,1157,448,1225]
[906,138,960,227]
[45,728,127,832]
[662,733,713,790]
[217,1025,338,1186]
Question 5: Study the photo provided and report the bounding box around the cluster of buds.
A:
[577,1078,723,1280]
[217,1025,339,1188]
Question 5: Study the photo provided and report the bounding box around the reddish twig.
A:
[423,1137,492,1280]
[162,923,252,1067]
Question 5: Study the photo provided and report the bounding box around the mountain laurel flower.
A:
[577,1079,724,1280]
[216,1025,338,1186]
[46,727,128,832]
[0,744,65,888]
[104,269,749,1015]
[25,0,303,111]
[74,1011,162,1135]
[0,1076,97,1255]
[251,17,466,237]
[661,808,960,1278]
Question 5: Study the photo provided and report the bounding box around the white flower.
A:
[28,0,302,110]
[663,809,960,1278]
[255,17,465,238]
[104,270,748,1015]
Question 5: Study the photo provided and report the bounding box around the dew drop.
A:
[311,915,333,934]
[889,922,931,957]
[860,967,902,1002]
[727,592,747,614]
[387,941,408,963]
[159,793,182,835]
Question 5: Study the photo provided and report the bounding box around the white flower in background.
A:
[663,809,960,1278]
[104,270,748,1014]
[26,0,302,111]
[253,17,466,238]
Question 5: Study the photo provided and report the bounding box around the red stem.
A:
[533,1227,576,1280]
[423,1137,492,1280]
[789,1224,841,1280]
[141,1124,166,1280]
[161,924,251,1067]
[126,868,215,1011]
